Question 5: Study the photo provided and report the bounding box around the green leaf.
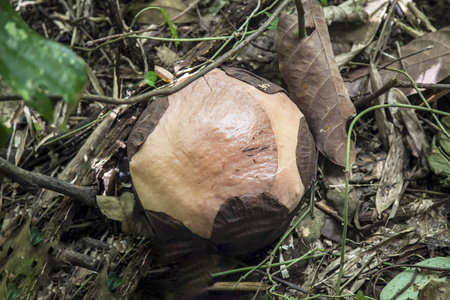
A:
[29,226,45,246]
[0,122,12,148]
[107,272,123,291]
[262,294,274,300]
[129,6,179,48]
[144,71,158,88]
[158,8,179,48]
[380,257,450,300]
[0,0,88,121]
[264,12,279,31]
[6,283,21,300]
[438,117,450,156]
[427,117,450,187]
[356,290,368,300]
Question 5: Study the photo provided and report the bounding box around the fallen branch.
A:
[0,156,96,206]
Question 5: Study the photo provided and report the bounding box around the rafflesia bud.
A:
[128,67,316,256]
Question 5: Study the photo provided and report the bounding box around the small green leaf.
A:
[107,272,123,291]
[6,283,21,300]
[29,226,45,246]
[356,290,368,300]
[33,121,40,132]
[158,8,179,48]
[427,117,450,187]
[264,12,279,31]
[0,121,12,147]
[262,294,274,300]
[144,71,158,88]
[0,0,88,121]
[130,6,179,48]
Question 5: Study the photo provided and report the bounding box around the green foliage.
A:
[380,257,450,300]
[0,122,12,148]
[29,226,45,246]
[144,71,158,88]
[0,0,88,121]
[355,290,369,300]
[107,272,123,291]
[131,6,179,48]
[6,283,21,300]
[264,12,279,31]
[158,7,179,48]
[427,116,450,187]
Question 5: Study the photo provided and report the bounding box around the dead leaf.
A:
[407,205,450,248]
[275,0,356,167]
[388,88,430,159]
[369,61,395,150]
[328,0,389,67]
[155,45,180,66]
[97,193,154,238]
[375,136,406,216]
[346,26,450,97]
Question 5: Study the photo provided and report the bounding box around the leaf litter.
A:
[0,0,449,299]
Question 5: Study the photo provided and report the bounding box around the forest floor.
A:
[1,0,450,299]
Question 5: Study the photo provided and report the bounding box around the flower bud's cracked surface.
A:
[128,68,316,255]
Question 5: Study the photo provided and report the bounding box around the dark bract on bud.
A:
[127,67,316,258]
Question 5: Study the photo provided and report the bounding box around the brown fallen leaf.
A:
[275,0,356,167]
[346,26,450,97]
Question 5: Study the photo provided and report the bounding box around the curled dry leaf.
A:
[275,0,356,167]
[388,88,430,160]
[369,61,394,150]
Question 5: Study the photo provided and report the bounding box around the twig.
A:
[3,81,447,104]
[406,2,436,32]
[372,0,399,62]
[0,156,96,206]
[395,20,423,38]
[86,25,158,45]
[172,0,202,21]
[354,76,398,108]
[254,269,326,300]
[295,0,306,38]
[396,82,450,90]
[392,270,418,300]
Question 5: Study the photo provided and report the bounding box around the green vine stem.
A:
[212,250,326,278]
